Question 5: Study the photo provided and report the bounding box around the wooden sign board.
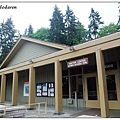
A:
[67,58,88,68]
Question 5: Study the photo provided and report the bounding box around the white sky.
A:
[0,1,119,35]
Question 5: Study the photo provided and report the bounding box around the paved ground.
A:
[0,101,120,118]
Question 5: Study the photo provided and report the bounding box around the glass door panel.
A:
[106,74,117,100]
[77,75,83,99]
[71,76,76,98]
[87,77,97,100]
[62,76,69,98]
[71,75,84,99]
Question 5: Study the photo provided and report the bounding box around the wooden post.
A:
[29,66,35,109]
[12,71,18,105]
[95,48,109,117]
[68,69,71,98]
[55,60,63,113]
[0,74,6,103]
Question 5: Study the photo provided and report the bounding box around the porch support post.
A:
[68,69,71,98]
[29,66,35,109]
[12,71,18,105]
[95,48,109,118]
[0,74,6,103]
[54,60,63,114]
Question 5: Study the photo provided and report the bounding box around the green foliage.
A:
[64,5,78,46]
[88,8,104,40]
[98,23,119,37]
[48,5,87,46]
[25,5,119,46]
[29,27,49,41]
[0,17,20,64]
[49,5,66,44]
[75,21,88,43]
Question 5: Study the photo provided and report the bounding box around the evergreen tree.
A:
[49,5,66,44]
[117,2,120,30]
[28,24,33,35]
[88,8,104,40]
[75,21,87,43]
[117,2,120,24]
[0,17,20,64]
[65,5,78,46]
[23,28,28,36]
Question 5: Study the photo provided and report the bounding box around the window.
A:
[71,76,76,98]
[70,76,83,99]
[62,77,69,98]
[62,75,83,99]
[78,75,83,99]
[87,77,97,100]
[106,74,117,100]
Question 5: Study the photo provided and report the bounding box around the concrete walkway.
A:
[0,101,120,118]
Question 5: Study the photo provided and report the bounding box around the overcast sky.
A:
[0,1,119,35]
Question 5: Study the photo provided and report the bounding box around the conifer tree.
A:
[117,2,120,30]
[49,5,66,44]
[23,28,28,36]
[28,24,33,35]
[64,5,78,46]
[76,21,87,43]
[0,17,20,63]
[88,8,104,40]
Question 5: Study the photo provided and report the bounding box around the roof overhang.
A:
[0,36,68,68]
[0,32,120,74]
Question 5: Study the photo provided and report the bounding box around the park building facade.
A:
[0,32,120,118]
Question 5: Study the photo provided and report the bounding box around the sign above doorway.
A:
[67,58,88,68]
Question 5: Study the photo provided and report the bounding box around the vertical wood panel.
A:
[0,74,6,103]
[12,71,18,105]
[29,66,35,108]
[55,60,63,113]
[96,48,109,117]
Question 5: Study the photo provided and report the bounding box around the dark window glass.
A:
[84,65,97,74]
[71,76,76,98]
[87,77,97,100]
[70,67,82,75]
[78,75,83,99]
[71,76,83,99]
[62,77,69,98]
[62,70,68,76]
[62,75,83,99]
[105,62,117,70]
[106,74,117,100]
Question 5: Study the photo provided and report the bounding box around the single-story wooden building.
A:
[0,32,120,118]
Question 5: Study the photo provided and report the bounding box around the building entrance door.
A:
[84,70,120,109]
[69,75,85,107]
[106,70,120,109]
[70,75,83,99]
[84,73,99,108]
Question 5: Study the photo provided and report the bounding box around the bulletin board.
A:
[36,82,54,97]
[23,82,29,96]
